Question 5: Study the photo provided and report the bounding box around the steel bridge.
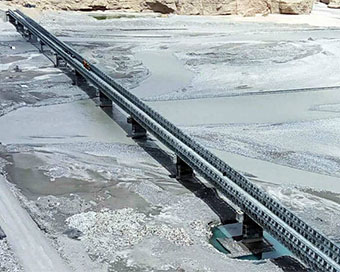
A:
[6,9,340,271]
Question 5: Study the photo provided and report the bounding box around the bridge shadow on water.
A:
[71,78,236,224]
[69,77,305,272]
[97,93,309,272]
[100,101,237,225]
[98,93,309,271]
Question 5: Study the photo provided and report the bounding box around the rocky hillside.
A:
[6,0,316,15]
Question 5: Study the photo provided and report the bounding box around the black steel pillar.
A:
[127,116,147,139]
[176,156,193,179]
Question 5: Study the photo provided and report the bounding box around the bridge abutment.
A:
[5,12,11,23]
[127,117,147,139]
[176,156,194,179]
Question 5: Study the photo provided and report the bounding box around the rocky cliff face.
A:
[7,0,315,15]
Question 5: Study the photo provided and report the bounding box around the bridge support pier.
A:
[22,27,31,41]
[55,54,67,68]
[242,214,263,242]
[127,117,147,139]
[72,70,86,86]
[236,213,263,242]
[29,33,37,43]
[16,23,24,34]
[99,91,112,108]
[176,156,193,179]
[39,40,45,53]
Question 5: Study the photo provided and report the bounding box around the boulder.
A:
[236,0,273,16]
[328,0,340,8]
[63,227,83,240]
[279,0,314,14]
[144,0,177,14]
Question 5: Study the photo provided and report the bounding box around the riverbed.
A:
[1,4,340,271]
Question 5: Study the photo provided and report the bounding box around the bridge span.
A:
[6,9,340,272]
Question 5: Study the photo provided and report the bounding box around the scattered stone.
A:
[0,240,23,272]
[65,208,195,262]
[13,65,22,73]
[24,3,37,8]
[328,0,340,8]
[63,227,83,240]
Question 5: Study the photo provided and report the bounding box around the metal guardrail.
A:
[7,10,340,272]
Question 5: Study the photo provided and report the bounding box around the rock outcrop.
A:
[7,0,316,15]
[279,0,314,14]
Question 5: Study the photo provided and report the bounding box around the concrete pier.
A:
[29,33,37,43]
[55,54,67,68]
[242,214,263,242]
[72,70,85,86]
[99,91,112,108]
[39,40,45,53]
[127,116,147,139]
[176,156,193,179]
[235,212,263,242]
